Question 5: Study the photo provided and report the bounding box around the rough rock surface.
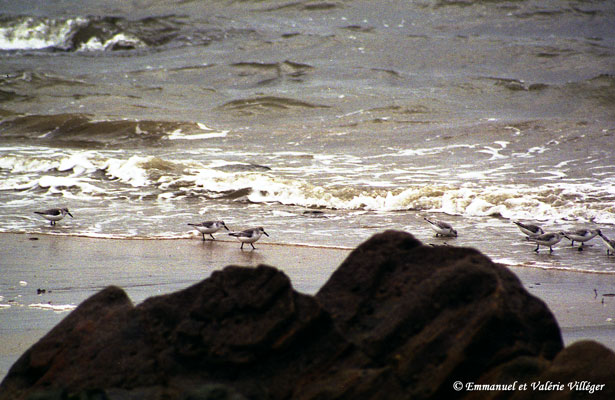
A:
[1,230,614,400]
[315,230,564,399]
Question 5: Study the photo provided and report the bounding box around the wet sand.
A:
[1,232,615,380]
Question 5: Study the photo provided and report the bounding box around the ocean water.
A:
[1,0,615,273]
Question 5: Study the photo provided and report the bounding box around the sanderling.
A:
[34,208,73,226]
[529,232,563,253]
[513,221,544,239]
[598,230,615,256]
[562,228,600,249]
[424,217,457,237]
[187,220,229,241]
[229,227,269,250]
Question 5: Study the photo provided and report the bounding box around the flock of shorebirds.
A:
[187,221,268,250]
[32,207,615,255]
[511,220,614,256]
[425,217,615,256]
[33,208,268,250]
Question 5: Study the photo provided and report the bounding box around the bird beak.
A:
[263,231,269,237]
[224,225,230,230]
[68,212,74,218]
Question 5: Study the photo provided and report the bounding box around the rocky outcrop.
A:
[315,231,565,399]
[1,230,614,400]
[1,265,360,400]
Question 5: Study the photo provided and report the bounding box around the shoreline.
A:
[1,232,615,381]
[8,231,615,269]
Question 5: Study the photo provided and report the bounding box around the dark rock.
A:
[508,341,615,400]
[2,230,615,400]
[1,266,358,400]
[181,384,248,400]
[316,230,564,399]
[5,286,135,393]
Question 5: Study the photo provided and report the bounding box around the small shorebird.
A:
[598,230,615,256]
[562,228,600,249]
[529,232,563,253]
[34,208,73,226]
[513,221,544,239]
[229,227,269,250]
[187,221,229,241]
[424,217,457,237]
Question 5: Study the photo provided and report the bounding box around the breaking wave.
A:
[2,150,614,225]
[0,14,222,52]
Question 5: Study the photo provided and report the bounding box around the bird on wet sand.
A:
[34,208,73,226]
[529,232,563,253]
[598,230,615,256]
[513,221,544,240]
[187,220,229,241]
[562,228,600,250]
[229,227,269,250]
[424,217,457,237]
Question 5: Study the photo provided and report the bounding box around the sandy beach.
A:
[1,232,615,381]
